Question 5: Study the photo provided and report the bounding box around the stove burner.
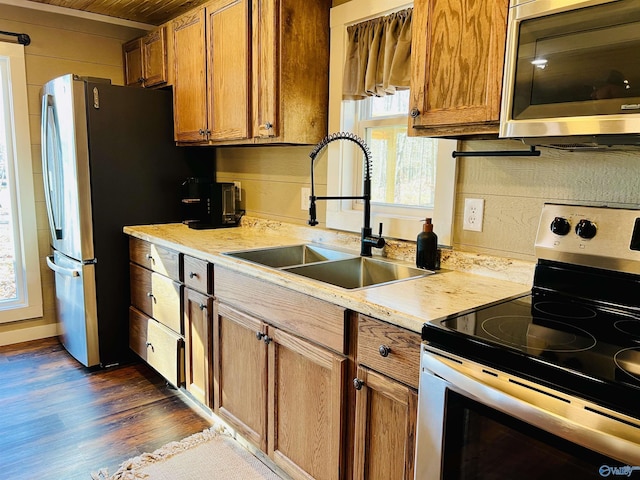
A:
[614,319,640,339]
[614,348,640,382]
[533,301,597,319]
[481,315,597,352]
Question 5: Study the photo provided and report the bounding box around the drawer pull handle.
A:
[146,341,154,352]
[379,345,391,357]
[189,271,198,279]
[353,378,364,390]
[256,331,265,341]
[199,303,206,310]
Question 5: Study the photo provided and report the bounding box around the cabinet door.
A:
[409,0,508,136]
[353,366,418,480]
[267,326,346,480]
[214,302,268,451]
[123,38,143,87]
[184,288,213,407]
[206,0,250,141]
[172,8,209,142]
[251,0,278,139]
[142,27,168,87]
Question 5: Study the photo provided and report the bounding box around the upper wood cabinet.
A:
[123,38,143,87]
[123,27,168,88]
[171,0,330,145]
[409,0,509,137]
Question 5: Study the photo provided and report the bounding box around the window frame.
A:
[0,42,43,323]
[327,0,457,245]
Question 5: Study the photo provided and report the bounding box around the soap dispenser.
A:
[416,218,438,270]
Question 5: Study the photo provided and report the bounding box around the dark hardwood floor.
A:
[0,337,214,480]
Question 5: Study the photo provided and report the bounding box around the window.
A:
[327,0,457,244]
[358,91,438,209]
[0,42,42,323]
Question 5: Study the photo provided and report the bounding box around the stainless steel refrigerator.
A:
[41,74,209,368]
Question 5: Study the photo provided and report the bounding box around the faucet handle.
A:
[308,197,319,226]
[375,222,386,249]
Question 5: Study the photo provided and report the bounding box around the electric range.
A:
[424,203,640,418]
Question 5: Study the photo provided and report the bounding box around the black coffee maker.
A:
[181,177,241,229]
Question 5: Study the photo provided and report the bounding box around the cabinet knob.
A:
[199,303,206,310]
[256,331,265,341]
[146,254,153,260]
[189,271,198,279]
[264,122,273,130]
[353,378,364,390]
[410,108,420,118]
[145,341,154,352]
[146,292,154,299]
[378,344,391,357]
[198,129,205,136]
[263,335,272,345]
[138,77,145,84]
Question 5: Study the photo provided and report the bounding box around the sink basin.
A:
[283,256,429,290]
[223,244,356,268]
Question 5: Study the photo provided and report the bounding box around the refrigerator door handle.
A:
[41,93,64,241]
[46,255,80,277]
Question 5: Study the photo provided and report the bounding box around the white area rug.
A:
[91,426,282,480]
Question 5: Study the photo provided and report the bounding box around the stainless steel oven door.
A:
[415,345,640,479]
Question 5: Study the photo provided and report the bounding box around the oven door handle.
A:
[422,351,640,465]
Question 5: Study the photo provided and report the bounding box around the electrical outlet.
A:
[301,187,311,210]
[463,198,484,232]
[233,181,241,201]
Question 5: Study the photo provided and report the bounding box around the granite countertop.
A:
[124,220,533,334]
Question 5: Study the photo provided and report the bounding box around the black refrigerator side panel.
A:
[85,83,213,366]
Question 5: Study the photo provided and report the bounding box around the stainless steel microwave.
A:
[500,0,640,147]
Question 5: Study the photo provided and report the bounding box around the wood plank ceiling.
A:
[27,0,210,25]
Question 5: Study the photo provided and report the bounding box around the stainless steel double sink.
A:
[223,244,430,290]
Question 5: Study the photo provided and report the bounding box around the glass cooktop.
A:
[423,292,640,419]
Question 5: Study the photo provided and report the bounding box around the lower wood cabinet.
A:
[184,287,213,407]
[126,240,425,480]
[214,302,268,450]
[268,325,346,480]
[353,314,421,479]
[353,366,418,480]
[214,300,347,480]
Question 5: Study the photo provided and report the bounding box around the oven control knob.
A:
[575,219,597,239]
[550,217,571,236]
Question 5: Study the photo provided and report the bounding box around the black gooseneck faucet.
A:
[308,132,385,257]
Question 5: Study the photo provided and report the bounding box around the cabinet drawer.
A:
[184,255,211,294]
[129,307,184,387]
[357,314,421,389]
[130,263,183,334]
[129,237,181,281]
